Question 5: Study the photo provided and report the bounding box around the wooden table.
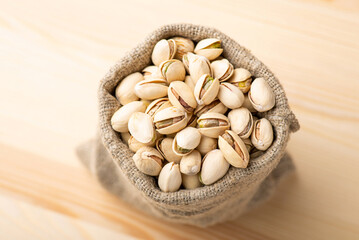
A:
[1,0,358,239]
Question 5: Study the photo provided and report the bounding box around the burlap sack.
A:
[77,24,300,227]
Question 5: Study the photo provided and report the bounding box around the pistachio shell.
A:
[182,52,197,73]
[145,98,171,118]
[218,130,250,168]
[152,39,177,66]
[248,78,275,112]
[188,55,213,84]
[194,99,228,117]
[228,107,254,139]
[128,136,155,152]
[133,147,163,176]
[218,82,244,109]
[242,94,257,113]
[182,173,202,189]
[153,106,187,134]
[156,137,181,163]
[197,112,230,138]
[134,79,168,100]
[159,59,186,83]
[180,150,201,175]
[128,112,155,144]
[171,37,194,60]
[158,162,182,192]
[142,66,164,80]
[194,38,223,61]
[211,59,234,82]
[184,75,195,91]
[120,132,131,144]
[242,138,254,153]
[111,101,147,132]
[228,68,252,93]
[251,118,273,151]
[196,136,217,156]
[173,127,201,156]
[168,81,197,112]
[115,72,144,105]
[194,74,220,106]
[200,149,229,185]
[186,112,198,128]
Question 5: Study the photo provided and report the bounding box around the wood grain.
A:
[1,0,358,239]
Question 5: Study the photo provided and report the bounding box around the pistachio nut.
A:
[171,37,194,60]
[168,81,197,112]
[211,59,234,82]
[188,55,213,84]
[196,135,217,156]
[133,147,163,176]
[251,118,273,151]
[242,138,254,153]
[128,112,156,144]
[134,78,168,100]
[200,149,229,185]
[156,137,181,163]
[153,106,187,134]
[186,112,198,128]
[181,173,202,189]
[218,130,250,168]
[194,38,223,61]
[158,162,182,192]
[120,132,131,144]
[227,107,254,139]
[145,98,171,118]
[184,75,195,91]
[218,82,244,109]
[115,72,144,105]
[248,78,275,112]
[242,94,257,113]
[197,112,230,138]
[151,39,177,66]
[227,68,252,93]
[111,101,147,132]
[182,52,197,73]
[173,127,201,156]
[194,99,228,117]
[180,150,201,175]
[128,135,155,152]
[142,65,164,80]
[159,59,186,83]
[194,74,220,106]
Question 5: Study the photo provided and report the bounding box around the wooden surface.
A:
[1,0,359,239]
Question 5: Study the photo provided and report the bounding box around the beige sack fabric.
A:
[77,24,299,227]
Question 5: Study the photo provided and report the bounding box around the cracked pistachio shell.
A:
[120,132,131,144]
[156,137,181,163]
[173,127,201,156]
[168,81,197,113]
[248,78,275,112]
[186,112,198,128]
[211,59,234,82]
[242,94,257,113]
[111,101,147,132]
[242,138,254,153]
[115,72,144,105]
[196,112,230,138]
[153,106,187,134]
[184,75,195,91]
[194,74,220,106]
[133,147,163,176]
[171,37,194,60]
[128,112,155,144]
[194,38,223,61]
[142,66,164,80]
[182,173,202,189]
[182,52,197,73]
[188,55,213,84]
[218,82,244,109]
[134,79,168,100]
[218,130,250,168]
[228,68,252,93]
[196,135,217,156]
[151,39,177,66]
[158,162,182,192]
[145,98,171,118]
[128,135,155,152]
[159,59,186,83]
[251,118,273,151]
[200,149,229,185]
[194,99,227,117]
[228,108,254,139]
[180,150,202,175]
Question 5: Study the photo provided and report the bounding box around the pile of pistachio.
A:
[111,37,275,192]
